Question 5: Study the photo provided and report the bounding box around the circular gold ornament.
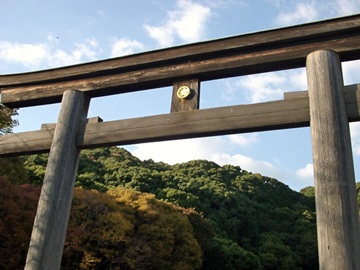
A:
[177,86,191,99]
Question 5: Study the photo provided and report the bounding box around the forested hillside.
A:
[1,146,321,269]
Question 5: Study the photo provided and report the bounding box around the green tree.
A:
[0,104,29,184]
[259,234,301,270]
[0,156,30,185]
[22,147,320,269]
[0,104,18,135]
[22,154,48,186]
[202,236,261,270]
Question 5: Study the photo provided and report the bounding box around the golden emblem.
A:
[177,86,191,99]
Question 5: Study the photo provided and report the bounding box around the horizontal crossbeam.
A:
[1,84,359,157]
[1,15,360,108]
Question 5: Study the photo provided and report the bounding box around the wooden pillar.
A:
[25,90,90,270]
[307,50,360,270]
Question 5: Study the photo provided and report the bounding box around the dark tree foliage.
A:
[20,147,320,270]
[0,177,40,270]
[202,236,261,270]
[0,156,30,185]
[0,105,30,185]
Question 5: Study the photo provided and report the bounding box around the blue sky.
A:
[1,0,360,191]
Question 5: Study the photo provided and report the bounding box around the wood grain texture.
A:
[40,116,103,130]
[24,90,90,270]
[284,83,360,99]
[2,85,360,157]
[1,15,360,107]
[307,50,360,270]
[1,14,360,87]
[171,79,200,112]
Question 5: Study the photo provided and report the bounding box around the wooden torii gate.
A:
[1,14,360,270]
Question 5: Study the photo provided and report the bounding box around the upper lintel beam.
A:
[1,14,360,108]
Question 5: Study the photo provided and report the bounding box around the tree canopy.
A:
[0,177,206,270]
[5,146,320,269]
[0,105,18,135]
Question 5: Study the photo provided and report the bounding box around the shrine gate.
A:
[1,14,360,270]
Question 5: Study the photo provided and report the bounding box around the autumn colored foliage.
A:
[0,176,40,269]
[0,177,207,269]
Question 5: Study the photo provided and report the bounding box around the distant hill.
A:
[1,146,320,269]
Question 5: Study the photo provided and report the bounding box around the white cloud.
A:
[87,37,99,48]
[48,50,76,67]
[222,69,307,104]
[276,2,319,25]
[289,68,307,90]
[291,163,315,189]
[342,60,360,85]
[48,38,101,67]
[204,0,248,8]
[296,163,314,178]
[131,137,224,165]
[227,133,258,147]
[334,0,360,15]
[144,25,174,47]
[73,43,97,60]
[144,0,212,47]
[110,38,144,57]
[212,152,282,177]
[221,79,237,102]
[0,38,102,70]
[350,122,360,156]
[170,0,211,42]
[0,41,48,68]
[274,0,360,27]
[240,73,286,103]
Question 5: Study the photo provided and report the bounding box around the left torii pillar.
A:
[25,90,90,270]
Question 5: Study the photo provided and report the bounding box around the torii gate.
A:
[1,14,360,270]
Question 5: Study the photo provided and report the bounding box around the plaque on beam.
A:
[171,79,200,113]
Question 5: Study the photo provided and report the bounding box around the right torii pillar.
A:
[307,49,360,270]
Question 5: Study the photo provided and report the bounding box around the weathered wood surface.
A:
[307,50,360,270]
[284,83,360,100]
[24,90,90,270]
[40,116,103,130]
[171,79,200,112]
[1,84,360,157]
[1,14,360,108]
